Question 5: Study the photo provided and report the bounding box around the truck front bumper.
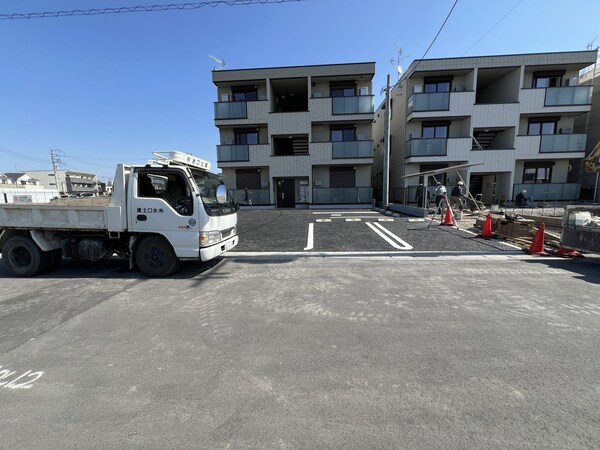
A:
[200,234,238,262]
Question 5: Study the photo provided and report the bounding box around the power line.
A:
[0,0,305,20]
[462,0,523,56]
[407,0,459,77]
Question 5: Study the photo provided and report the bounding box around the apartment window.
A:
[424,77,452,93]
[234,129,259,145]
[524,162,553,184]
[330,82,356,97]
[420,164,447,185]
[422,122,449,138]
[533,71,564,88]
[527,117,558,135]
[330,126,355,142]
[330,167,355,188]
[231,86,258,102]
[236,169,261,190]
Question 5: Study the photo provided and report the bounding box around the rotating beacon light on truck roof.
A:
[149,151,211,171]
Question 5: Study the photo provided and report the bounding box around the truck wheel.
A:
[2,236,44,277]
[135,236,180,277]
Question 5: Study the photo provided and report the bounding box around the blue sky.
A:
[1,0,599,181]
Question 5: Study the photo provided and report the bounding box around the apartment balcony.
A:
[332,140,373,159]
[310,142,374,165]
[405,137,471,162]
[407,91,475,120]
[308,97,374,122]
[217,144,271,168]
[406,138,447,157]
[515,134,587,159]
[214,101,247,119]
[520,86,593,114]
[545,86,593,106]
[540,134,587,153]
[214,100,269,123]
[513,183,581,202]
[408,92,449,114]
[312,187,372,204]
[332,95,374,115]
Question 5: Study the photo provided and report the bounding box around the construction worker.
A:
[450,181,466,210]
[515,189,528,207]
[434,182,447,209]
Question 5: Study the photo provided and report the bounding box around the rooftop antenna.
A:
[587,37,598,50]
[390,46,405,82]
[209,54,225,71]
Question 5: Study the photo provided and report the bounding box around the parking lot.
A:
[234,209,520,254]
[2,209,600,448]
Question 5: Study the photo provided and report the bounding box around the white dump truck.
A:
[0,151,238,277]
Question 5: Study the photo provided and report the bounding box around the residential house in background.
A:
[212,62,376,208]
[373,50,597,207]
[27,169,98,195]
[1,173,41,189]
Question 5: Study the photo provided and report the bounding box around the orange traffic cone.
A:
[479,212,494,239]
[524,223,546,255]
[440,206,455,226]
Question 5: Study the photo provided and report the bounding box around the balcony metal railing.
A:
[406,138,447,157]
[513,183,581,201]
[332,140,373,158]
[407,92,450,114]
[230,188,270,205]
[539,134,587,153]
[332,96,374,114]
[312,187,372,204]
[217,144,249,162]
[214,101,247,119]
[544,86,593,106]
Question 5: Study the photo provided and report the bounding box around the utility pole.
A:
[382,74,391,208]
[50,148,63,194]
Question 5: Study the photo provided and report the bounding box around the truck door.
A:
[129,169,199,257]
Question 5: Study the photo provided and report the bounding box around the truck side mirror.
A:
[216,184,227,204]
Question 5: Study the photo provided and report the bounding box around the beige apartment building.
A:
[212,62,375,208]
[373,50,597,207]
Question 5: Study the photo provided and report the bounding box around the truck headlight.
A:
[199,230,222,247]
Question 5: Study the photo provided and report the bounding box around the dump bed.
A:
[0,196,124,232]
[561,205,600,254]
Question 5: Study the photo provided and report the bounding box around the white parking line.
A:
[458,228,522,249]
[366,222,413,250]
[304,223,314,251]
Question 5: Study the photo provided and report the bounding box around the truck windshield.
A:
[191,169,226,205]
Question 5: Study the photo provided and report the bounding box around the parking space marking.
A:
[457,227,522,249]
[304,223,314,251]
[316,218,331,223]
[345,218,361,222]
[366,222,413,250]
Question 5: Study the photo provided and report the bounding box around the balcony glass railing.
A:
[217,144,249,162]
[332,140,373,158]
[214,101,247,119]
[406,138,447,157]
[407,92,450,113]
[539,134,587,153]
[332,96,374,114]
[544,86,593,106]
[513,183,581,201]
[312,187,372,204]
[230,188,270,205]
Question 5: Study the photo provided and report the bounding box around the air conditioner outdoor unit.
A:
[221,93,230,102]
[414,85,422,94]
[359,86,369,96]
[357,134,366,141]
[313,92,322,98]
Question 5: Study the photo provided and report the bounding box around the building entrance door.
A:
[276,179,295,208]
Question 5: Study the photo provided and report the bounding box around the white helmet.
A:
[457,181,464,185]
